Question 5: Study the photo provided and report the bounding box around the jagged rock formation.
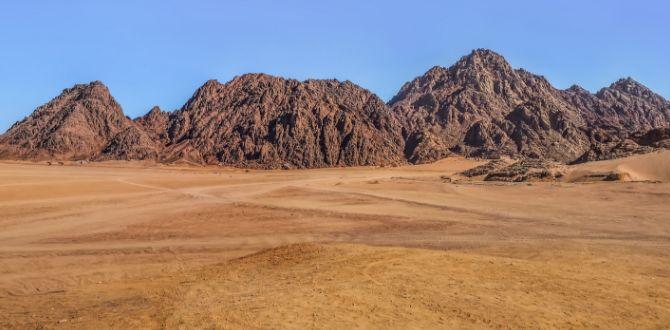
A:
[460,159,509,178]
[98,125,162,161]
[0,82,138,160]
[391,49,590,163]
[1,76,406,168]
[135,106,170,144]
[1,49,669,167]
[634,127,670,148]
[391,49,670,164]
[563,78,670,134]
[461,159,565,182]
[164,74,405,168]
[574,127,670,163]
[482,159,566,182]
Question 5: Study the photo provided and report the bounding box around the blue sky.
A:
[1,0,668,132]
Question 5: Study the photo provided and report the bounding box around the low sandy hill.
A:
[566,150,670,182]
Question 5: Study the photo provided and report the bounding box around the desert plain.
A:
[1,151,670,329]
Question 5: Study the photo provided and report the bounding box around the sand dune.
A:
[566,150,670,182]
[1,156,669,328]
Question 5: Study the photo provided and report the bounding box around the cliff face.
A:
[390,49,670,164]
[164,74,406,168]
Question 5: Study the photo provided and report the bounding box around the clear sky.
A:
[1,0,668,132]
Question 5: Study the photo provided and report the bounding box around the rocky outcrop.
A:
[574,127,670,163]
[460,159,565,182]
[164,74,406,168]
[480,159,565,182]
[461,159,509,178]
[634,127,670,148]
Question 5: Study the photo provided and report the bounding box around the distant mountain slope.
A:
[576,78,670,131]
[164,74,406,168]
[391,49,670,163]
[1,49,668,166]
[0,81,151,160]
[0,76,406,168]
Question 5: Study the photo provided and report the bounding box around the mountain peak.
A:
[566,84,590,94]
[186,79,223,104]
[232,73,276,82]
[0,80,131,160]
[469,48,505,60]
[610,77,647,91]
[68,80,108,91]
[61,80,112,101]
[454,49,512,72]
[139,106,167,121]
[606,77,663,100]
[170,72,405,168]
[201,79,222,88]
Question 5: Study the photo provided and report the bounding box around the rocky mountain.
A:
[1,75,406,168]
[390,49,670,164]
[0,82,137,160]
[562,78,670,136]
[575,127,670,163]
[164,74,406,168]
[1,49,668,167]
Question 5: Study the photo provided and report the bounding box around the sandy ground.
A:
[1,152,669,329]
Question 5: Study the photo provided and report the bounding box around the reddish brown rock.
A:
[574,127,670,163]
[391,49,591,163]
[633,127,670,148]
[0,81,134,160]
[164,74,406,168]
[98,125,162,161]
[2,49,669,167]
[135,106,170,144]
[392,50,670,164]
[561,78,670,137]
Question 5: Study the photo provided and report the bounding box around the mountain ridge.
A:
[2,49,668,167]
